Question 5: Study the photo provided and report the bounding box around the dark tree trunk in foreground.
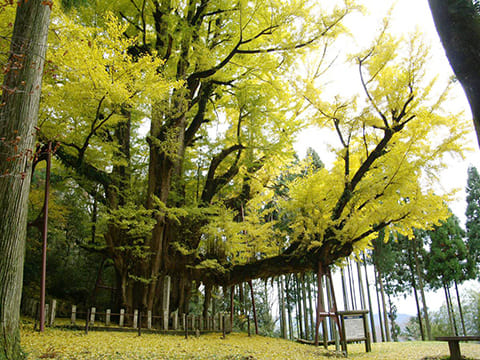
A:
[428,0,480,147]
[0,1,51,358]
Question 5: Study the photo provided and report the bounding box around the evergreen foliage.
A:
[465,166,480,276]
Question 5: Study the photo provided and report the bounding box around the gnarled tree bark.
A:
[0,1,51,358]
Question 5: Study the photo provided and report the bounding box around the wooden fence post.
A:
[49,300,56,326]
[90,307,96,326]
[133,309,138,329]
[163,310,169,331]
[119,309,125,327]
[71,305,76,325]
[147,310,152,329]
[106,309,111,326]
[172,311,178,330]
[44,303,49,326]
[199,315,203,331]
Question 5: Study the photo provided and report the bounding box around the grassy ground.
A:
[21,326,480,360]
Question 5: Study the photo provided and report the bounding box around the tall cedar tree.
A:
[466,166,480,277]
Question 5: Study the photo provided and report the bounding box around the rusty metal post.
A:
[39,142,52,332]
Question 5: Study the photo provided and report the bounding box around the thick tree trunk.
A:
[203,283,212,318]
[428,0,480,147]
[0,1,51,358]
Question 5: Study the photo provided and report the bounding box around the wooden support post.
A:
[106,309,111,326]
[448,341,462,360]
[133,309,138,329]
[90,307,96,326]
[147,310,152,329]
[163,310,169,331]
[119,309,125,327]
[49,300,56,326]
[71,305,76,325]
[327,269,346,355]
[363,312,372,352]
[173,311,178,330]
[44,303,49,326]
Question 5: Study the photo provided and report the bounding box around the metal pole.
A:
[39,142,51,332]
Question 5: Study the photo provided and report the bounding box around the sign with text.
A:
[344,315,365,340]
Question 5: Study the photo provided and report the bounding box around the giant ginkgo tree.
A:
[38,0,356,313]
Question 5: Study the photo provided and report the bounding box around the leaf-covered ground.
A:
[21,327,480,360]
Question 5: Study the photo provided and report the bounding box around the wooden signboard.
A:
[338,310,371,356]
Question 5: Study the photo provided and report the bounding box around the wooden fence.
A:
[71,306,231,332]
[21,297,232,333]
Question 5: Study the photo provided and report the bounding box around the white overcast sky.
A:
[293,0,480,315]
